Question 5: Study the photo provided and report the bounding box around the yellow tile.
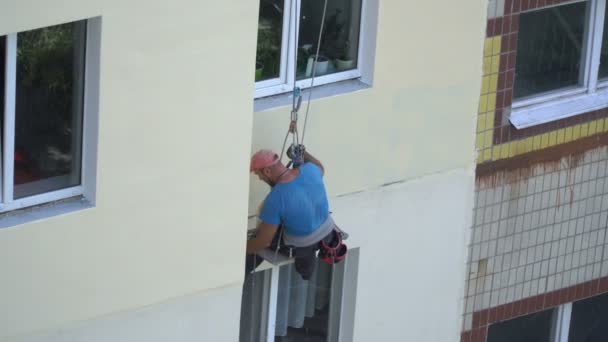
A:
[525,137,533,153]
[533,135,541,150]
[489,74,498,93]
[491,55,500,74]
[565,127,573,142]
[549,131,557,147]
[485,112,495,130]
[573,125,581,140]
[605,118,608,132]
[509,142,517,157]
[483,57,492,76]
[476,133,484,150]
[477,114,486,132]
[477,153,484,164]
[589,120,597,135]
[481,76,490,94]
[540,133,549,149]
[479,95,488,113]
[483,148,492,161]
[484,38,493,57]
[516,140,527,155]
[556,129,565,144]
[598,119,605,133]
[500,144,510,159]
[581,123,589,137]
[492,36,502,55]
[493,146,501,160]
[484,130,493,149]
[487,93,497,112]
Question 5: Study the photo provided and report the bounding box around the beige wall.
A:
[0,0,486,340]
[0,0,258,339]
[250,0,485,211]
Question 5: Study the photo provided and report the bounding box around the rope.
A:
[301,0,328,145]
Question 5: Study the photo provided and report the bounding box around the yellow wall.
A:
[250,0,485,211]
[0,0,257,338]
[0,0,486,339]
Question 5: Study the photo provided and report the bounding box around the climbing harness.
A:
[318,230,348,265]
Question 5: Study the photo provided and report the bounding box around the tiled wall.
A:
[463,146,608,341]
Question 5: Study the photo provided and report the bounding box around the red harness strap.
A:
[318,231,348,265]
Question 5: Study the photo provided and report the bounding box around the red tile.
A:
[591,279,601,295]
[462,331,472,342]
[495,17,504,36]
[496,90,505,108]
[472,328,482,342]
[479,328,487,342]
[535,295,545,312]
[568,286,577,302]
[507,52,517,70]
[584,281,593,298]
[497,73,506,92]
[506,0,514,14]
[480,310,489,327]
[505,71,515,89]
[513,0,521,13]
[521,0,530,11]
[529,0,538,9]
[508,33,518,52]
[487,19,495,37]
[575,283,585,300]
[538,0,546,7]
[599,278,608,293]
[504,89,513,108]
[488,307,498,324]
[502,15,512,34]
[504,303,515,320]
[511,14,520,32]
[472,312,481,329]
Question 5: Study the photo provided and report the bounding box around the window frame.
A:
[510,0,608,129]
[0,18,100,214]
[254,0,367,99]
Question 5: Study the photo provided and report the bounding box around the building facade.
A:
[0,1,484,341]
[463,0,608,341]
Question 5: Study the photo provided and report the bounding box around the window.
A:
[487,293,608,342]
[510,0,608,129]
[239,249,359,342]
[254,0,364,98]
[0,19,99,214]
[487,309,558,342]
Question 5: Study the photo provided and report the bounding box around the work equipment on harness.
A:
[286,144,306,168]
[318,230,348,265]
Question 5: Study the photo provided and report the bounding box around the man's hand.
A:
[246,222,278,254]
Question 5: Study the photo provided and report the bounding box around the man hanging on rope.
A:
[246,143,346,280]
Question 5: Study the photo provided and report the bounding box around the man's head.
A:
[250,149,286,187]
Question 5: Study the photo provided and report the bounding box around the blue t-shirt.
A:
[259,162,329,236]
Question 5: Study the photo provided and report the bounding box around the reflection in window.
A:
[599,4,608,80]
[487,309,556,342]
[297,0,362,80]
[514,2,587,99]
[14,20,86,199]
[256,0,284,82]
[568,293,608,342]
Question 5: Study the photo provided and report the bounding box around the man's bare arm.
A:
[303,151,324,176]
[246,222,278,254]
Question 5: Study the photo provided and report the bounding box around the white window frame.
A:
[510,0,608,129]
[254,0,368,99]
[245,249,358,342]
[0,18,100,214]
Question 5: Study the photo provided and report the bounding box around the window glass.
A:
[14,20,86,199]
[297,0,362,80]
[240,268,272,342]
[514,2,587,99]
[256,0,285,82]
[568,293,608,342]
[487,309,556,342]
[599,3,608,80]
